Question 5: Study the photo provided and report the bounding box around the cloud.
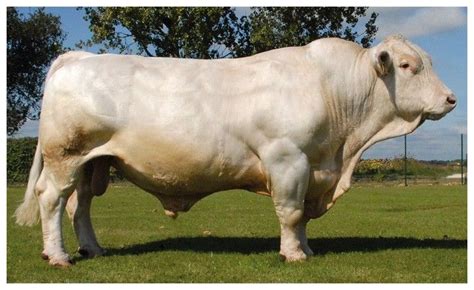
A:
[371,7,466,39]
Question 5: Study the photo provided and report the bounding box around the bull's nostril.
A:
[447,95,457,105]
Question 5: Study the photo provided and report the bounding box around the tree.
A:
[247,7,378,53]
[80,7,377,58]
[80,7,247,58]
[7,7,65,135]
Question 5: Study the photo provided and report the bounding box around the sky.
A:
[12,6,468,161]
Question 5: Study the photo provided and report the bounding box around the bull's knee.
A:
[276,206,304,227]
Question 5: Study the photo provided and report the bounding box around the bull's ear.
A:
[374,51,392,77]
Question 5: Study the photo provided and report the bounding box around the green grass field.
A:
[7,184,467,283]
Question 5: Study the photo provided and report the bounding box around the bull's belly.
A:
[113,158,260,194]
[103,124,267,193]
[111,154,269,213]
[109,133,269,192]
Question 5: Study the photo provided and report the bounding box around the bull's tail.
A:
[14,140,43,226]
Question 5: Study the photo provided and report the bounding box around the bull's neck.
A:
[343,78,422,159]
[331,75,423,197]
[324,50,378,142]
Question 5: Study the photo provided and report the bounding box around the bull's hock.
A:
[15,34,456,266]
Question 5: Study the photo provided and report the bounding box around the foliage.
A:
[79,7,378,58]
[79,7,247,58]
[247,7,378,54]
[7,185,466,282]
[7,7,65,135]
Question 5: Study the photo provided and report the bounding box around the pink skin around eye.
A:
[400,54,421,74]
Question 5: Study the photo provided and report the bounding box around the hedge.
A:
[7,137,38,184]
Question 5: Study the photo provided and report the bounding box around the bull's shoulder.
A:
[248,45,309,65]
[306,38,365,59]
[308,37,363,49]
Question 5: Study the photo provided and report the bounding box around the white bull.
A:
[15,35,456,266]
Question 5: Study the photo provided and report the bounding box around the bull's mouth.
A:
[422,103,456,122]
[418,111,446,128]
[423,112,447,121]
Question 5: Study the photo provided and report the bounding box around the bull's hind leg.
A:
[66,159,107,258]
[36,166,78,267]
[261,142,310,262]
[35,171,52,261]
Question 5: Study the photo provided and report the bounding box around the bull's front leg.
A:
[261,142,310,262]
[297,217,314,256]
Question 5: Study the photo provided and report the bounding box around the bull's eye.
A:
[400,63,410,69]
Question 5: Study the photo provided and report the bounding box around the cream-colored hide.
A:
[15,35,456,266]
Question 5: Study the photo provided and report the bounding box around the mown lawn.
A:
[7,184,467,283]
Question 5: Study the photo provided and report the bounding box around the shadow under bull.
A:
[100,236,466,258]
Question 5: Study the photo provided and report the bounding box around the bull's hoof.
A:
[49,258,75,267]
[279,250,307,262]
[78,248,89,257]
[40,252,49,261]
[78,246,107,258]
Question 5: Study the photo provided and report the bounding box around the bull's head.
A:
[371,34,456,121]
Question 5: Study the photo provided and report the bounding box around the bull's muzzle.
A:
[424,93,457,121]
[446,94,457,106]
